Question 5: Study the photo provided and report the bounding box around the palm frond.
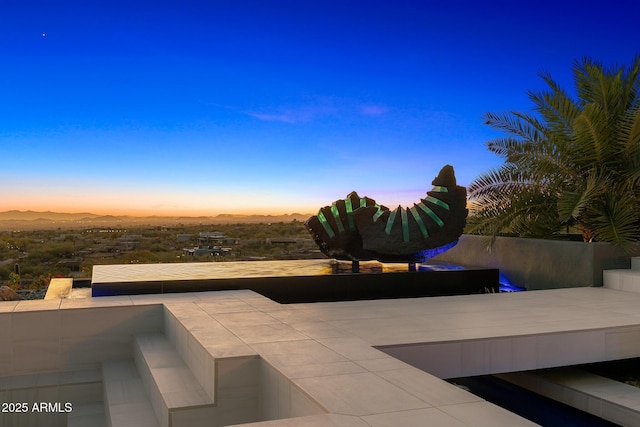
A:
[528,71,581,134]
[574,57,608,107]
[467,190,559,238]
[572,103,613,165]
[468,165,534,200]
[619,98,640,155]
[586,193,639,251]
[483,111,545,143]
[556,171,606,223]
[486,136,530,159]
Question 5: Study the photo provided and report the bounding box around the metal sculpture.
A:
[305,165,467,265]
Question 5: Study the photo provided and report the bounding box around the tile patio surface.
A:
[5,282,640,426]
[134,285,640,426]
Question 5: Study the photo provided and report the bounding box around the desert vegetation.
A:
[0,220,319,290]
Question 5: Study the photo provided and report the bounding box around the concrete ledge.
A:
[44,278,73,300]
[498,368,640,427]
[604,269,640,293]
[91,260,499,300]
[0,368,101,390]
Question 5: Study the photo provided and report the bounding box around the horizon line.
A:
[0,208,315,218]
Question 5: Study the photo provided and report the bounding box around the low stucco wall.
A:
[0,304,162,377]
[432,235,630,290]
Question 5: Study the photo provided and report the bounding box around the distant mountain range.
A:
[0,210,102,221]
[0,210,312,230]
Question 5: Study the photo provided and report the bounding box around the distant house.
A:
[113,241,136,251]
[182,246,232,257]
[266,237,314,245]
[199,231,226,239]
[265,238,297,244]
[198,232,238,246]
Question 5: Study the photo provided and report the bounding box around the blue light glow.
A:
[412,240,459,263]
[499,272,526,292]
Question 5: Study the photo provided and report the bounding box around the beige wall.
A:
[433,234,630,290]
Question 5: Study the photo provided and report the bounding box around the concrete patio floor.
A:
[4,283,640,426]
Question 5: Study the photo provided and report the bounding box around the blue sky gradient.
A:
[1,1,638,215]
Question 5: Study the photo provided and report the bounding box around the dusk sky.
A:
[1,1,638,216]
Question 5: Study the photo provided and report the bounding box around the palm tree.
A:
[468,56,640,251]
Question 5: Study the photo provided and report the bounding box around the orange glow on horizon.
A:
[2,182,439,218]
[0,199,317,218]
[0,184,321,217]
[0,204,315,218]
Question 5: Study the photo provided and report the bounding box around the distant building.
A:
[266,237,315,245]
[199,231,226,239]
[113,241,136,251]
[266,238,298,244]
[182,246,232,257]
[198,232,238,246]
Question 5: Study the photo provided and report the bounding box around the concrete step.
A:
[133,333,216,427]
[67,402,106,427]
[102,360,160,427]
[603,269,640,292]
